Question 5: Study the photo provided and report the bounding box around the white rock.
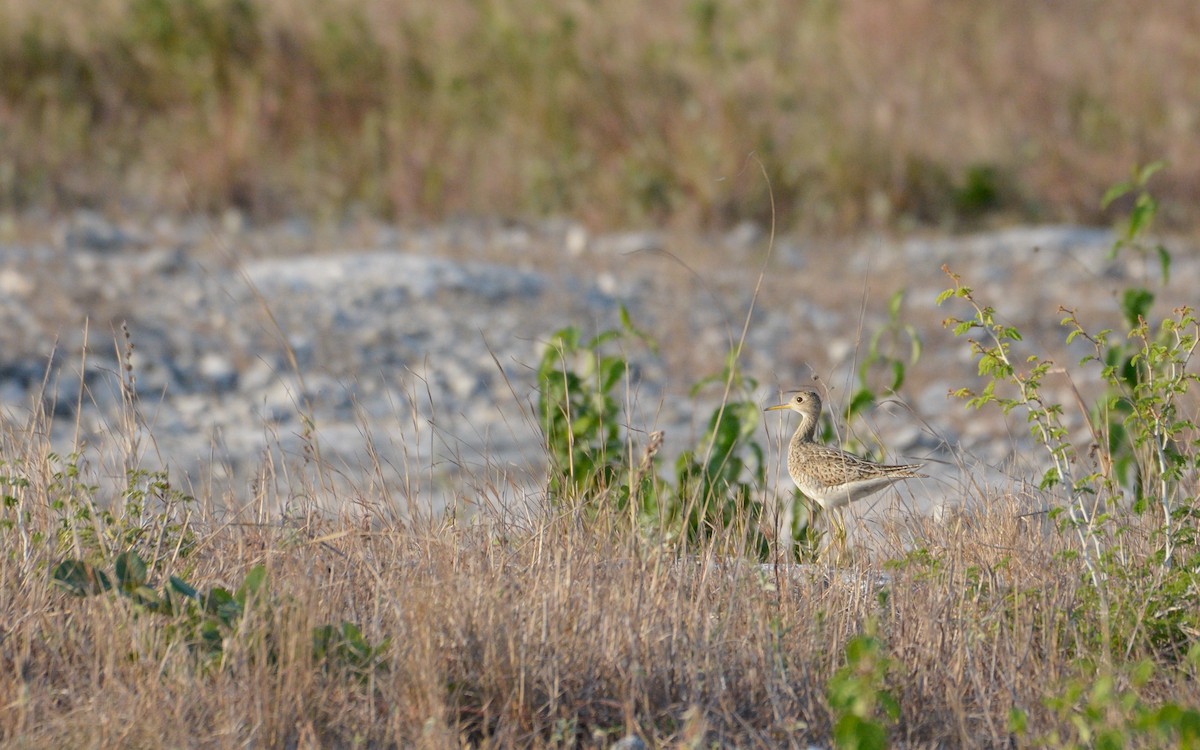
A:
[241,252,546,303]
[198,353,238,392]
[591,231,664,256]
[725,220,764,249]
[0,268,32,296]
[565,224,589,256]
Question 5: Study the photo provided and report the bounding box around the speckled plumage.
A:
[767,390,925,512]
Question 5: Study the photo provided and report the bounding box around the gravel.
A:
[2,213,1194,528]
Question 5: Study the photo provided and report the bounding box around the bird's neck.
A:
[791,412,818,445]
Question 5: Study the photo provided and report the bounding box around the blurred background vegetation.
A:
[2,0,1198,231]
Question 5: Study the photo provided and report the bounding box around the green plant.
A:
[53,551,268,659]
[39,455,197,570]
[52,550,389,676]
[311,621,392,682]
[535,308,806,559]
[840,289,922,461]
[939,262,1123,651]
[1038,660,1200,749]
[937,163,1200,658]
[1059,167,1199,660]
[1103,161,1171,279]
[536,306,652,504]
[1074,163,1197,562]
[826,630,898,750]
[1042,163,1179,512]
[670,351,768,553]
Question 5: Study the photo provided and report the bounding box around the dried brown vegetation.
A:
[2,0,1200,229]
[2,367,1198,749]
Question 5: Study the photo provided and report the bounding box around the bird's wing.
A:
[806,444,924,484]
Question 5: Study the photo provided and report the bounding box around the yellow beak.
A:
[765,403,790,411]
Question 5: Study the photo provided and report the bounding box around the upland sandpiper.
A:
[767,389,925,542]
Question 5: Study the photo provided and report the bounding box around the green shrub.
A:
[938,163,1200,659]
[53,550,389,677]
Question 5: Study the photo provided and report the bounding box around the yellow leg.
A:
[817,509,847,559]
[797,496,848,562]
[795,496,827,562]
[832,509,847,544]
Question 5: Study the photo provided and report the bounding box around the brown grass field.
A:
[4,1,1200,747]
[2,323,1199,748]
[2,0,1200,230]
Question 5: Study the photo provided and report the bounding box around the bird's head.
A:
[765,389,822,418]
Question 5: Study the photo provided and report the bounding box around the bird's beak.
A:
[765,403,789,412]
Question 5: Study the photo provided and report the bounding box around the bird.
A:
[766,389,925,543]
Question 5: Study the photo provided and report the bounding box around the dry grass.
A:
[2,355,1198,749]
[2,0,1200,229]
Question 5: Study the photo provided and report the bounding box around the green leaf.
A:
[1179,708,1200,742]
[688,370,724,396]
[707,410,741,465]
[114,551,148,588]
[585,329,621,350]
[834,715,888,750]
[1137,160,1166,185]
[199,620,224,651]
[236,565,268,606]
[1095,729,1123,750]
[312,624,335,659]
[847,389,875,419]
[875,690,899,721]
[1101,180,1132,209]
[1008,707,1028,735]
[1128,193,1156,238]
[1131,659,1155,686]
[618,303,634,332]
[598,357,626,393]
[573,413,597,437]
[618,303,659,354]
[127,584,163,609]
[978,352,1000,377]
[52,560,112,597]
[734,400,760,438]
[906,325,922,363]
[1157,244,1171,285]
[215,599,243,625]
[935,288,955,306]
[549,326,580,353]
[1120,288,1154,328]
[204,587,235,617]
[169,575,200,600]
[1039,466,1061,490]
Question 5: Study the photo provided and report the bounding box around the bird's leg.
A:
[797,496,848,563]
[832,509,851,560]
[816,508,848,560]
[832,509,847,544]
[798,498,825,562]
